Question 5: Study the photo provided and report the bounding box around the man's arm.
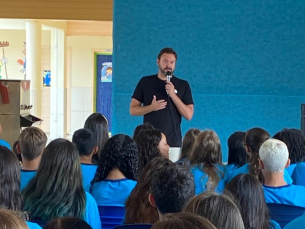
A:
[129,96,167,116]
[166,82,194,120]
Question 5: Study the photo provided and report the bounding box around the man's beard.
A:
[160,67,174,76]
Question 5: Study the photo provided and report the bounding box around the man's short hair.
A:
[151,164,195,214]
[259,138,289,172]
[19,127,47,161]
[72,128,96,156]
[157,47,177,60]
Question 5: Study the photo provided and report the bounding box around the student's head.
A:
[18,127,47,161]
[84,113,109,163]
[72,128,96,157]
[157,47,177,76]
[91,134,138,185]
[245,127,270,181]
[125,157,174,224]
[13,141,22,164]
[0,209,28,229]
[151,212,216,229]
[22,138,86,220]
[259,138,289,173]
[44,217,92,229]
[227,131,248,167]
[225,174,271,229]
[135,129,169,174]
[149,164,195,216]
[180,128,200,160]
[189,130,222,165]
[273,128,305,164]
[183,192,244,229]
[133,123,154,141]
[0,146,22,211]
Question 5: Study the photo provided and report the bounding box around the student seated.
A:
[22,139,101,229]
[259,138,305,207]
[182,192,244,229]
[72,128,98,191]
[0,209,30,229]
[17,127,47,190]
[188,130,229,194]
[149,163,195,219]
[90,134,138,206]
[291,162,305,186]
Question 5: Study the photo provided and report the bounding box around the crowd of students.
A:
[1,112,305,228]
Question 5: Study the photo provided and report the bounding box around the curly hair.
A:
[227,131,248,168]
[22,139,86,220]
[273,128,305,164]
[189,130,223,191]
[245,127,270,182]
[90,134,138,190]
[125,157,173,224]
[0,146,23,211]
[134,129,163,174]
[84,113,109,164]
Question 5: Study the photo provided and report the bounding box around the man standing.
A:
[130,48,194,160]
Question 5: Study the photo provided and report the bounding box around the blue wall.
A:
[112,1,305,161]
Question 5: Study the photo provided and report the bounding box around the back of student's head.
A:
[0,146,22,211]
[259,138,289,172]
[151,164,195,215]
[125,157,174,224]
[19,127,47,161]
[135,129,163,174]
[72,128,96,156]
[151,212,216,229]
[273,128,305,164]
[180,128,200,160]
[43,217,92,229]
[227,131,248,167]
[91,134,138,185]
[225,173,271,229]
[245,127,270,181]
[0,209,28,229]
[22,138,86,220]
[183,192,244,229]
[133,123,154,141]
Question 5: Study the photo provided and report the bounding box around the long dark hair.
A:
[273,128,305,164]
[246,127,270,182]
[0,146,23,211]
[180,128,200,160]
[189,130,223,191]
[90,134,138,190]
[84,113,109,164]
[226,174,272,229]
[125,157,174,224]
[227,131,248,168]
[134,129,163,174]
[22,139,86,220]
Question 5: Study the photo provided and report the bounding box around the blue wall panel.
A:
[113,0,305,161]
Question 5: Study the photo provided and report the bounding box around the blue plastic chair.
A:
[114,224,153,229]
[267,203,305,228]
[98,205,126,229]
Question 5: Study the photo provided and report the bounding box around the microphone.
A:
[166,71,172,82]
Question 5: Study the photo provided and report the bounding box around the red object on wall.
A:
[0,82,9,104]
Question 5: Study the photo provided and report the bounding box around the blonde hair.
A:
[0,209,29,229]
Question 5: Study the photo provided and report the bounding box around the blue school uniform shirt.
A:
[225,164,238,179]
[230,163,293,184]
[81,163,98,192]
[291,162,305,186]
[26,222,42,229]
[84,192,101,229]
[284,212,305,229]
[91,178,137,206]
[20,169,37,190]
[263,184,305,208]
[0,139,11,150]
[286,164,297,176]
[190,163,229,195]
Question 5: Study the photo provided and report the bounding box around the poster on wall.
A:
[95,53,112,132]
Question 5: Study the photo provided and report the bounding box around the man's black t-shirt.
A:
[132,74,194,147]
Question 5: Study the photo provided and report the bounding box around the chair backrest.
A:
[98,205,126,229]
[114,224,153,229]
[267,203,305,228]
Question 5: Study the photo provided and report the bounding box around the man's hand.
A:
[151,95,167,111]
[165,81,176,97]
